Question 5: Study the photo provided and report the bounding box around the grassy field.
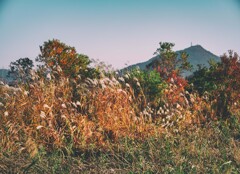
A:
[1,119,240,173]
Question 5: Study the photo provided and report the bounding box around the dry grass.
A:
[0,70,240,173]
[0,121,239,173]
[0,74,164,156]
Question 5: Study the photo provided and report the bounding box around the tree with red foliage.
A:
[36,39,91,79]
[145,42,192,109]
[147,42,192,89]
[213,50,240,118]
[189,50,240,119]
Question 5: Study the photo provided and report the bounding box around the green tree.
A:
[126,68,167,110]
[187,61,218,96]
[147,42,192,80]
[8,57,34,83]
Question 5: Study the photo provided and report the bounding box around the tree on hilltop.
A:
[147,42,192,80]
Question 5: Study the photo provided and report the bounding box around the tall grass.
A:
[0,68,240,173]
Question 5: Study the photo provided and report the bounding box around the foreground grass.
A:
[1,118,240,174]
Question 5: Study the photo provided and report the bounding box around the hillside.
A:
[123,45,220,77]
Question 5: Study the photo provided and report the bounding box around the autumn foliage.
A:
[0,40,240,161]
[36,39,91,79]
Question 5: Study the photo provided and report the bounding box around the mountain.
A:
[123,45,220,77]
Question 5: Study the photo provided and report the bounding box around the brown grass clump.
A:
[0,74,164,157]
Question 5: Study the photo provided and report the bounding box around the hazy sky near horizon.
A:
[0,0,240,69]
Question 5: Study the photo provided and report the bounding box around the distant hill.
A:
[123,45,220,77]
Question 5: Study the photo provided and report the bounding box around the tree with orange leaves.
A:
[36,39,91,79]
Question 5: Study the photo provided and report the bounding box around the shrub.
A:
[188,51,240,119]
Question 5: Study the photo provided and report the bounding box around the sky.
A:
[0,0,240,69]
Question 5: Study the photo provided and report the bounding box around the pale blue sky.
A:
[0,0,239,69]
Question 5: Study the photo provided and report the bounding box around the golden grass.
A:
[0,71,239,163]
[0,75,164,156]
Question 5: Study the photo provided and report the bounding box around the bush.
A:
[125,68,167,109]
[188,51,240,119]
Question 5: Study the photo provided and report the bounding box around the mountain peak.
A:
[123,45,220,77]
[184,44,204,51]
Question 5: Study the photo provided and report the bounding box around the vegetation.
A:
[188,50,240,119]
[147,42,192,80]
[0,40,240,173]
[8,57,34,83]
